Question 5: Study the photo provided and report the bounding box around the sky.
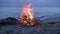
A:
[0,0,60,7]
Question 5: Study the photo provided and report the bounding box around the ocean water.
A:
[0,7,60,20]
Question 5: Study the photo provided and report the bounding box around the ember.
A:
[20,3,40,27]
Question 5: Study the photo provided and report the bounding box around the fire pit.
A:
[20,3,40,27]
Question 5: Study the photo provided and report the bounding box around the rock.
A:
[57,21,60,23]
[0,17,20,26]
[48,22,56,24]
[5,17,19,24]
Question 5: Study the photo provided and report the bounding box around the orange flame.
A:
[20,3,34,20]
[20,3,35,26]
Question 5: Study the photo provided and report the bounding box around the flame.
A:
[20,3,35,26]
[22,3,34,19]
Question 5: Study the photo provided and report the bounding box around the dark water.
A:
[0,7,60,20]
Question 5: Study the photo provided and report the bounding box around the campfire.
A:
[20,3,40,27]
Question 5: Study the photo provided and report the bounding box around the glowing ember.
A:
[20,3,39,27]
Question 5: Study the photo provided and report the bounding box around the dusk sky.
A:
[0,0,60,7]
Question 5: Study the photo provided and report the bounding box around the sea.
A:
[0,7,60,20]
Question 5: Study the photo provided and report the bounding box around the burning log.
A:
[20,3,40,27]
[20,15,40,27]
